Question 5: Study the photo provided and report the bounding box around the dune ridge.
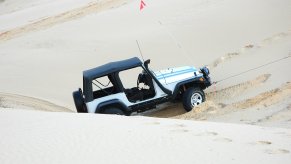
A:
[0,0,131,41]
[0,92,72,112]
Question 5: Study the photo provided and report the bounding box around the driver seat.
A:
[139,73,155,99]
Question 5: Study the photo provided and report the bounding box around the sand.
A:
[0,0,291,163]
[1,110,291,164]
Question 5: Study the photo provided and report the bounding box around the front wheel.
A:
[182,87,205,112]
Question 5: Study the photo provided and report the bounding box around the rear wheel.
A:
[102,107,125,115]
[72,89,87,113]
[182,87,205,112]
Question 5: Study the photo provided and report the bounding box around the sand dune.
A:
[0,0,131,41]
[0,0,290,121]
[0,0,290,126]
[233,82,291,109]
[1,0,291,163]
[207,74,272,102]
[1,0,290,109]
[0,92,72,112]
[0,110,291,164]
[208,30,291,69]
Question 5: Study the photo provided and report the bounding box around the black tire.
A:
[102,107,125,115]
[182,87,205,112]
[72,90,87,113]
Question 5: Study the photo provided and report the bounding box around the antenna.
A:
[136,40,145,62]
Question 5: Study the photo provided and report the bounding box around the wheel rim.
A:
[190,93,203,107]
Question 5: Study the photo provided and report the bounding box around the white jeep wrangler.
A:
[73,57,211,115]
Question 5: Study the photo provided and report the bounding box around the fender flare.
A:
[172,77,204,99]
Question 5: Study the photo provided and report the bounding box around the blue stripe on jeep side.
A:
[156,68,197,80]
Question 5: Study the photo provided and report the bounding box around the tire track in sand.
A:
[0,92,72,112]
[0,0,130,42]
[206,74,271,102]
[208,30,291,69]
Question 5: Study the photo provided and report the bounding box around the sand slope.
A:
[0,92,71,112]
[0,0,131,40]
[0,0,291,163]
[0,110,291,164]
[1,0,290,110]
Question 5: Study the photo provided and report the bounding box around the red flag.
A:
[140,0,146,10]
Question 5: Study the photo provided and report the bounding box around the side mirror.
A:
[144,59,151,68]
[144,59,150,65]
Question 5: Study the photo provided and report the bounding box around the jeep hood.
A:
[154,66,202,85]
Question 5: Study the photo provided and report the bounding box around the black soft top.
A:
[83,57,142,81]
[82,57,143,102]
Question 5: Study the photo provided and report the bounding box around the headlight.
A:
[200,66,210,76]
